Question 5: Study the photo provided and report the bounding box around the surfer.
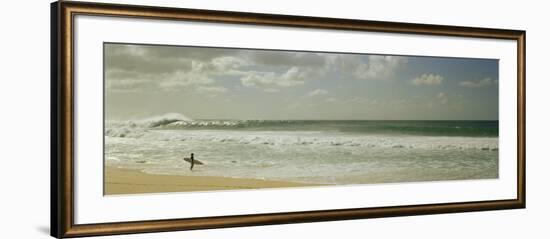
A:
[184,153,203,170]
[189,153,195,171]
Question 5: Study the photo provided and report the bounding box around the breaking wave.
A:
[105,113,191,138]
[106,117,498,137]
[104,114,498,151]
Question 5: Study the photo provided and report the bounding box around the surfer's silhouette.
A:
[189,153,195,171]
[184,153,203,170]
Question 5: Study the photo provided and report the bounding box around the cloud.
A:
[104,69,156,92]
[157,70,215,91]
[412,74,444,86]
[105,44,193,75]
[104,78,156,92]
[436,92,448,104]
[105,43,408,94]
[321,97,374,104]
[345,97,371,104]
[196,86,228,93]
[326,55,407,80]
[459,78,497,88]
[105,44,236,93]
[145,45,239,61]
[248,51,326,68]
[324,97,337,103]
[239,54,407,90]
[306,89,328,97]
[240,67,314,88]
[263,88,280,93]
[105,44,257,94]
[210,56,249,72]
[353,56,407,80]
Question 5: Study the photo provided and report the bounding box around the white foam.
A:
[108,128,498,150]
[105,129,499,185]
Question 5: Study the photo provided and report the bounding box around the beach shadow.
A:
[36,226,49,235]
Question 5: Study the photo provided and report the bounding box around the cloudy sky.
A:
[104,43,498,120]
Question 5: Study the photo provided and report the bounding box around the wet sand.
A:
[105,166,315,195]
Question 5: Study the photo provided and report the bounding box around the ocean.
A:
[105,114,498,185]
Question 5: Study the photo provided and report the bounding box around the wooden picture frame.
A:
[51,1,525,238]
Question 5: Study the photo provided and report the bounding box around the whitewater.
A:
[105,113,498,185]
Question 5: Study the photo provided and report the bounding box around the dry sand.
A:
[105,166,315,195]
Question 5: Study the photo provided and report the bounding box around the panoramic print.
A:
[104,43,499,195]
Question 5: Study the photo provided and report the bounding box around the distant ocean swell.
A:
[106,116,498,137]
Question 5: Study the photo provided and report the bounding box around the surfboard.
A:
[183,158,204,165]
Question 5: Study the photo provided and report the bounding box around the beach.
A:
[105,166,315,195]
[105,118,498,195]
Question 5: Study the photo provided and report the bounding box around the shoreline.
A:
[105,166,317,195]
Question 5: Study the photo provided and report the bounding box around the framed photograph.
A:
[51,1,526,238]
